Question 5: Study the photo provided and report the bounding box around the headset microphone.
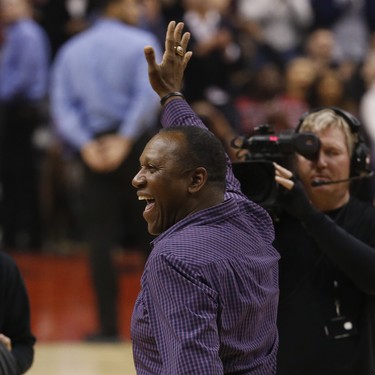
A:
[311,172,374,187]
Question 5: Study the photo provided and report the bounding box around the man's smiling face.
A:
[132,132,194,235]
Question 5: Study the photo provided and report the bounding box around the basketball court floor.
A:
[28,342,136,375]
[12,250,143,375]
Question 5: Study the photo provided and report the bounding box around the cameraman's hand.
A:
[144,21,193,100]
[274,163,316,221]
[274,162,294,190]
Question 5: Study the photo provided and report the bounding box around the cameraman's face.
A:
[296,126,351,211]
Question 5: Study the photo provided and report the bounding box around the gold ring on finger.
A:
[174,45,185,57]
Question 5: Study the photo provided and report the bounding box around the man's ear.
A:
[188,167,208,193]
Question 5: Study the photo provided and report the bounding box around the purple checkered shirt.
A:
[131,99,279,374]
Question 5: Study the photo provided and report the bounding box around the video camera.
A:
[231,124,320,210]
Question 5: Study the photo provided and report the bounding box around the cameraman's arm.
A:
[275,163,375,295]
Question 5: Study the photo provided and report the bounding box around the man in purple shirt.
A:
[131,21,279,374]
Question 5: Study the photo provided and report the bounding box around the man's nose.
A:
[132,170,146,188]
[316,151,328,167]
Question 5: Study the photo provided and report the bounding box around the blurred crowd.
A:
[1,0,375,253]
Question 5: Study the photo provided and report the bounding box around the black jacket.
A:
[0,252,35,374]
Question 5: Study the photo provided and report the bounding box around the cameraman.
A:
[273,108,375,374]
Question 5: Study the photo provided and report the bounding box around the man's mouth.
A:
[311,175,330,187]
[138,195,156,212]
[313,177,328,182]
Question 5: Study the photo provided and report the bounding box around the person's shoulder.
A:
[349,196,375,213]
[14,18,46,39]
[237,197,275,238]
[121,23,160,46]
[94,19,160,52]
[53,26,94,61]
[345,197,375,245]
[150,224,223,264]
[0,251,19,274]
[347,196,375,228]
[0,253,26,291]
[154,211,273,263]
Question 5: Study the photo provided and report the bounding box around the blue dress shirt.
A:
[0,18,50,102]
[50,18,161,151]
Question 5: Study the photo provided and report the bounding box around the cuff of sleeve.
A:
[161,99,196,128]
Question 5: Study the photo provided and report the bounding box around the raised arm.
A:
[143,21,243,197]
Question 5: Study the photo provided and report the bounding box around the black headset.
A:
[296,106,370,177]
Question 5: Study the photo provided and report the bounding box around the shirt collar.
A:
[151,198,238,248]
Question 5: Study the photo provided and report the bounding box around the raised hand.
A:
[144,21,192,99]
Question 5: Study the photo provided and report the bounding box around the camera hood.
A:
[232,160,278,208]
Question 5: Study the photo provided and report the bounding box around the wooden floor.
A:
[28,342,136,375]
[10,250,144,374]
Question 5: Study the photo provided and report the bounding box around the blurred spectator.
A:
[234,62,283,136]
[235,57,316,136]
[327,0,372,110]
[304,28,338,72]
[159,0,184,22]
[191,100,242,161]
[0,251,36,374]
[34,0,98,59]
[369,33,375,53]
[0,0,50,251]
[359,51,375,193]
[37,140,87,254]
[271,57,316,131]
[50,0,161,342]
[236,0,313,68]
[303,27,362,105]
[365,1,375,34]
[308,69,347,108]
[360,51,375,150]
[180,0,242,127]
[210,0,236,16]
[310,0,372,65]
[139,0,167,47]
